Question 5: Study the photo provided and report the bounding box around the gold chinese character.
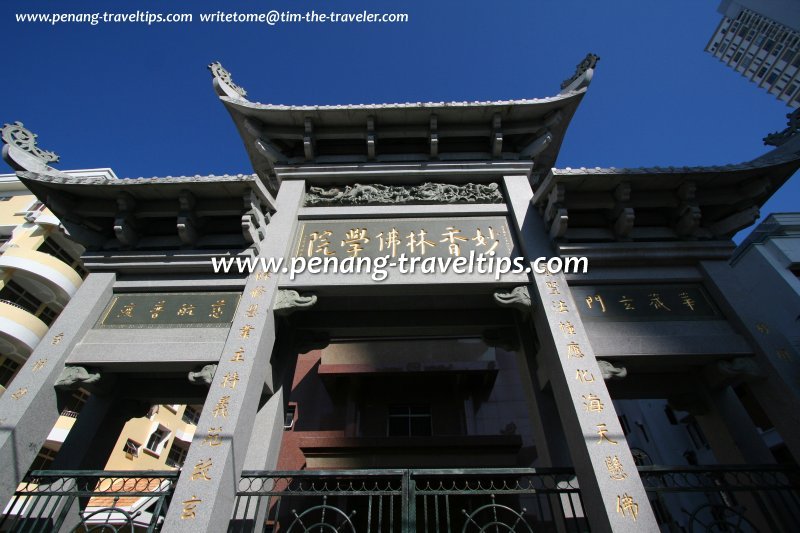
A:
[209,299,226,319]
[204,427,222,447]
[32,359,47,372]
[553,300,569,313]
[221,372,240,389]
[150,300,166,319]
[583,393,605,412]
[181,496,202,520]
[191,459,213,480]
[377,228,402,257]
[605,455,628,481]
[307,230,335,256]
[406,229,436,256]
[250,286,265,299]
[10,388,28,400]
[239,325,254,339]
[230,347,245,362]
[117,303,136,318]
[341,228,370,257]
[51,332,64,345]
[585,295,606,312]
[619,296,635,310]
[576,369,595,383]
[679,291,696,311]
[213,396,230,418]
[245,304,258,318]
[777,348,792,362]
[756,322,769,334]
[649,293,671,311]
[596,423,618,445]
[254,271,270,280]
[616,493,639,521]
[177,303,196,316]
[545,281,560,295]
[472,228,500,254]
[559,321,576,335]
[567,342,585,358]
[440,227,468,256]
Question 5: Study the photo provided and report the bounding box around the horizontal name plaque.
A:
[571,284,719,321]
[98,292,241,329]
[293,217,518,261]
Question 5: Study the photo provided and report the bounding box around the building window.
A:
[284,405,297,430]
[0,357,21,388]
[0,279,45,316]
[62,389,89,416]
[37,306,58,327]
[145,426,170,454]
[182,405,201,425]
[30,448,58,471]
[37,238,87,278]
[387,404,431,437]
[166,441,189,468]
[122,439,141,458]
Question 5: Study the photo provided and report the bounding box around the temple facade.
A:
[1,56,800,532]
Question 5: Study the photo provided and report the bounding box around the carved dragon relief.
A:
[305,182,503,206]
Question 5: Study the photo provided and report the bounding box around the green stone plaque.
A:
[293,217,519,260]
[571,284,719,321]
[98,292,241,329]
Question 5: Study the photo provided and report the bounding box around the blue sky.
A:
[1,0,797,239]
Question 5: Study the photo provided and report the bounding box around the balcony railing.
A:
[232,468,588,532]
[2,465,798,532]
[0,470,177,533]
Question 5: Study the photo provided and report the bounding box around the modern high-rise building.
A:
[706,0,800,107]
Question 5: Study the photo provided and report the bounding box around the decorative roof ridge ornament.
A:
[208,61,249,100]
[1,121,61,172]
[560,53,600,94]
[764,107,800,147]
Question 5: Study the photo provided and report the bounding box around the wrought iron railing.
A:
[0,470,177,533]
[232,468,588,532]
[639,464,800,532]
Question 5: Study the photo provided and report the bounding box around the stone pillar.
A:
[700,260,800,463]
[0,272,115,508]
[503,175,657,532]
[162,180,305,532]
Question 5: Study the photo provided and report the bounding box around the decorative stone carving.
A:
[208,61,248,99]
[305,182,503,206]
[493,286,533,314]
[188,364,218,386]
[1,121,59,164]
[55,366,114,395]
[597,360,627,380]
[764,107,799,147]
[706,357,764,389]
[560,53,600,91]
[274,290,318,316]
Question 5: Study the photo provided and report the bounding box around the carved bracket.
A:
[493,286,534,315]
[274,290,318,316]
[705,357,764,390]
[55,365,114,396]
[188,364,218,386]
[597,359,627,381]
